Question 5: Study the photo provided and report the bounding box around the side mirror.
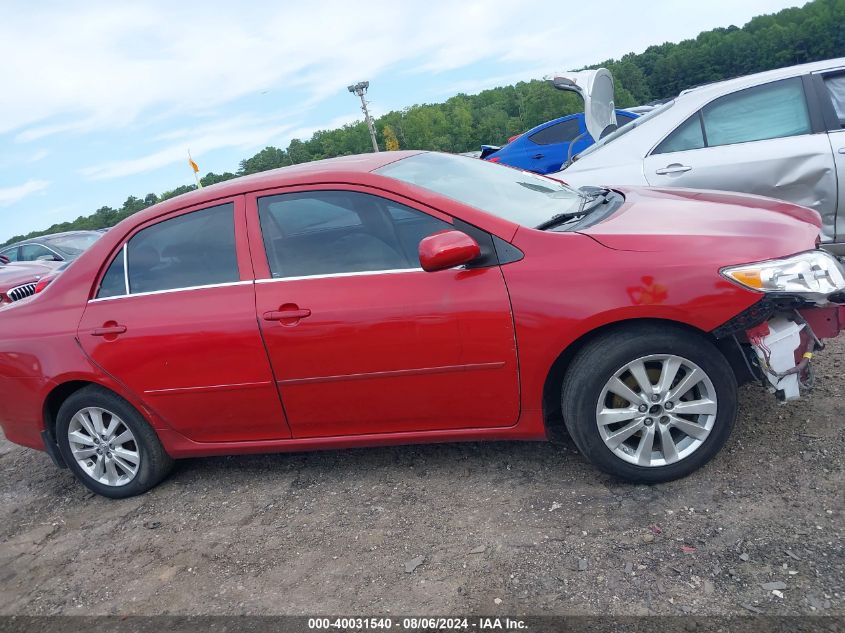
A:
[419,230,481,272]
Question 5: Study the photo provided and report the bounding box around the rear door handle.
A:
[263,306,312,324]
[655,164,692,175]
[532,153,545,159]
[838,147,845,154]
[91,325,127,337]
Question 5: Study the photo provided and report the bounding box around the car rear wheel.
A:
[561,324,737,483]
[56,386,174,498]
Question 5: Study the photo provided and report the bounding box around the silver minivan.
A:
[552,58,845,255]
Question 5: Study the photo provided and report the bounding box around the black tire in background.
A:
[56,385,174,498]
[561,323,737,483]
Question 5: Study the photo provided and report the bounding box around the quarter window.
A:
[95,202,238,298]
[0,247,18,262]
[257,191,451,279]
[98,248,126,299]
[653,114,705,154]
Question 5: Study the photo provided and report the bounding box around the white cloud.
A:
[0,180,50,207]
[27,149,50,164]
[79,117,297,180]
[1,0,530,140]
[1,0,803,146]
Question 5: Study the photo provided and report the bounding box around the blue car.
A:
[481,109,639,174]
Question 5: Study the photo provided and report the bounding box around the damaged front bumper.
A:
[715,248,845,401]
[716,299,844,401]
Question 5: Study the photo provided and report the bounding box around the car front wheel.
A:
[56,386,174,498]
[561,324,737,483]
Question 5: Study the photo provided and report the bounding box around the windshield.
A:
[376,152,582,227]
[573,100,675,162]
[45,232,101,258]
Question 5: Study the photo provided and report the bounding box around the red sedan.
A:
[1,151,843,498]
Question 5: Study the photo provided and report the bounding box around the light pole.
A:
[348,81,379,152]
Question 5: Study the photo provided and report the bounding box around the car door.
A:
[817,69,845,248]
[525,118,583,174]
[247,186,520,439]
[643,77,838,240]
[78,197,291,443]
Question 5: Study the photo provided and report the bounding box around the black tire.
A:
[561,323,737,483]
[56,386,174,498]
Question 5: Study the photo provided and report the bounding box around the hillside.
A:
[3,0,843,247]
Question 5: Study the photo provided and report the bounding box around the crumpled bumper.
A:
[744,304,844,400]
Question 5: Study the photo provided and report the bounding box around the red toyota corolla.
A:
[1,151,843,498]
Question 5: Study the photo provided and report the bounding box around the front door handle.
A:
[655,164,692,175]
[532,153,545,159]
[263,304,312,325]
[838,147,845,154]
[91,324,127,337]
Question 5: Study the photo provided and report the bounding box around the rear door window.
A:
[528,119,582,145]
[96,202,238,298]
[0,247,19,262]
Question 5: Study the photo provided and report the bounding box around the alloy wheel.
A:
[595,354,718,467]
[67,407,140,486]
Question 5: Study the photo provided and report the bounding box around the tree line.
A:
[4,0,843,247]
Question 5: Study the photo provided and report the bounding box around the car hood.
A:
[0,261,57,290]
[577,186,821,263]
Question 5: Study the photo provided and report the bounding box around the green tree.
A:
[5,0,843,246]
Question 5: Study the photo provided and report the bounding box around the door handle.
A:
[655,164,692,175]
[263,306,312,324]
[532,153,545,159]
[838,147,845,154]
[91,324,127,337]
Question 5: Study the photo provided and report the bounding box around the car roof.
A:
[3,230,102,249]
[676,57,845,104]
[566,57,845,168]
[120,150,426,228]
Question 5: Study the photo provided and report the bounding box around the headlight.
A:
[721,250,845,301]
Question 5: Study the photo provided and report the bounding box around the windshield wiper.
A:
[534,188,613,231]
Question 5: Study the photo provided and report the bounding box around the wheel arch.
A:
[541,317,747,440]
[43,380,99,444]
[42,377,166,442]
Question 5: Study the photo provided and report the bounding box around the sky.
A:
[0,0,805,242]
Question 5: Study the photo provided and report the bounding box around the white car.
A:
[551,59,845,255]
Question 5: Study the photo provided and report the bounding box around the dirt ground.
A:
[0,339,842,617]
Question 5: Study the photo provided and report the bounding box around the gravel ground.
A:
[0,338,842,617]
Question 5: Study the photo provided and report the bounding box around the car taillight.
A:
[488,156,501,163]
[34,275,56,294]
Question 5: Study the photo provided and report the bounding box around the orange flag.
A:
[188,151,203,188]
